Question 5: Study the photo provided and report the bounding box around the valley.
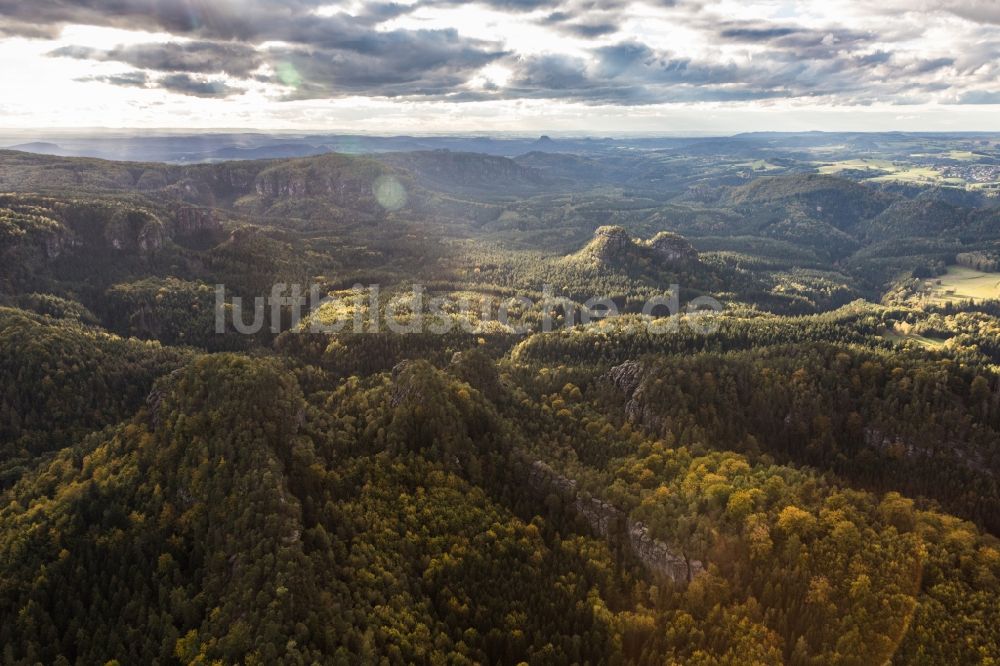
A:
[915,265,1000,306]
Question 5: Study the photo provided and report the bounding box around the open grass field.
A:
[815,159,968,185]
[737,159,783,171]
[919,265,1000,305]
[869,167,965,185]
[881,327,947,349]
[816,158,896,174]
[944,150,982,161]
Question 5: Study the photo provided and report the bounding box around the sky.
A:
[0,0,999,132]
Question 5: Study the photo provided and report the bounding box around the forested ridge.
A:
[5,346,1000,664]
[3,145,1000,663]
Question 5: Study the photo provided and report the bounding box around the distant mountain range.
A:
[5,130,997,164]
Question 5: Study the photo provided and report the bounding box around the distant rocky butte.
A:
[645,231,699,263]
[581,225,634,264]
[572,225,699,268]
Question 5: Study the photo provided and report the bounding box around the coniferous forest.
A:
[4,131,1000,665]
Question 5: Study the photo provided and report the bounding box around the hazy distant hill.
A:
[4,141,70,156]
[375,150,558,196]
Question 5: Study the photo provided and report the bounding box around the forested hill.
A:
[4,330,1000,663]
[4,140,1000,663]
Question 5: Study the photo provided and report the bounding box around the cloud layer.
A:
[1,0,999,109]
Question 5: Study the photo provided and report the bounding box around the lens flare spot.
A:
[373,175,407,211]
[276,62,302,88]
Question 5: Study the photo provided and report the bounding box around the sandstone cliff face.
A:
[174,206,222,237]
[138,220,164,252]
[42,228,80,259]
[253,166,372,201]
[208,164,258,193]
[583,225,633,265]
[250,166,381,216]
[603,360,669,430]
[863,426,990,475]
[604,360,644,418]
[255,173,309,198]
[104,211,165,254]
[526,459,703,583]
[628,523,703,582]
[390,360,419,408]
[172,207,225,248]
[49,206,221,258]
[863,427,917,459]
[646,231,699,264]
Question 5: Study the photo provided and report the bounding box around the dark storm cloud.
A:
[50,41,262,77]
[493,44,788,104]
[0,18,61,39]
[595,43,743,87]
[559,21,619,37]
[855,51,893,67]
[355,2,418,23]
[78,69,242,97]
[487,30,969,106]
[538,6,619,37]
[720,27,797,40]
[474,0,552,8]
[0,0,571,38]
[159,72,242,97]
[269,30,506,98]
[0,0,884,105]
[511,54,591,90]
[78,70,150,87]
[717,20,876,60]
[907,57,955,74]
[0,0,331,40]
[253,22,508,98]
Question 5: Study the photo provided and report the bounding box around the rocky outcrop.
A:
[526,459,703,583]
[249,160,385,215]
[146,384,166,432]
[172,206,225,247]
[390,360,419,408]
[603,360,664,427]
[646,231,699,264]
[628,522,704,582]
[864,427,917,459]
[583,225,633,264]
[256,173,308,198]
[42,228,80,259]
[864,426,990,475]
[174,206,222,238]
[571,226,699,271]
[137,219,164,252]
[605,360,643,396]
[105,211,164,254]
